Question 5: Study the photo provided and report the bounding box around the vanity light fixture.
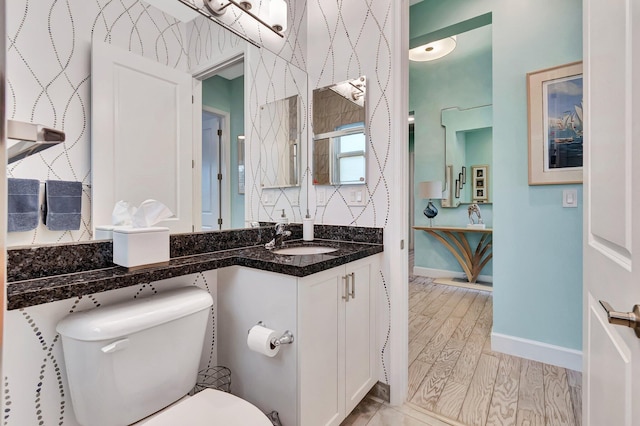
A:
[409,36,457,62]
[203,0,287,37]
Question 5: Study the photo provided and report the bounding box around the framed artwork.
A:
[527,61,583,185]
[458,173,464,189]
[472,165,489,203]
[455,179,460,198]
[462,166,466,184]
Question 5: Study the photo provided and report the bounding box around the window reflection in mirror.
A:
[312,76,367,185]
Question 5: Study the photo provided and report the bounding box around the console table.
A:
[414,226,493,291]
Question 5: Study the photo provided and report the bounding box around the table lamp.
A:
[419,181,443,227]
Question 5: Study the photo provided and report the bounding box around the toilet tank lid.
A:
[56,287,213,341]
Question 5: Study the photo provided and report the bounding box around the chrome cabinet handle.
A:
[342,275,350,302]
[600,300,640,337]
[349,272,356,299]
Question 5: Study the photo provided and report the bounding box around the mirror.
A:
[442,105,493,207]
[312,76,367,185]
[260,95,300,188]
[6,1,309,247]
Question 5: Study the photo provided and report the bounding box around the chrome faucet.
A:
[265,222,292,250]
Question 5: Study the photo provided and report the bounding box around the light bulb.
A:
[239,0,254,11]
[270,0,287,32]
[204,0,230,15]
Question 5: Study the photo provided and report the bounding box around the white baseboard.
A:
[413,266,493,284]
[491,332,582,372]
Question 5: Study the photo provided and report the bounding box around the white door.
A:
[583,0,640,424]
[92,42,193,234]
[202,112,221,229]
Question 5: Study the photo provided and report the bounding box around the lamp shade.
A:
[419,181,443,199]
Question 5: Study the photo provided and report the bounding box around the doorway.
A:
[201,108,227,230]
[196,57,246,230]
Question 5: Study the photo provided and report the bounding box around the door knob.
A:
[599,300,640,337]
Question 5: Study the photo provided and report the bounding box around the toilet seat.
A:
[137,389,272,426]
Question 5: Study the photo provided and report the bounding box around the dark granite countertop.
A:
[7,239,383,310]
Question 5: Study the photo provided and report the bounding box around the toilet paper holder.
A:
[250,321,295,347]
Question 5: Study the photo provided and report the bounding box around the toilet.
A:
[56,286,272,426]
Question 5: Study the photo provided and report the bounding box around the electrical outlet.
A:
[263,192,275,206]
[317,189,326,206]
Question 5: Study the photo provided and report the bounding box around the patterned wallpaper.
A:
[307,0,397,383]
[3,0,401,423]
[307,0,392,228]
[6,0,188,247]
[3,272,218,426]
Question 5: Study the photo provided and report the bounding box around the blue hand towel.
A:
[7,178,40,232]
[44,180,82,231]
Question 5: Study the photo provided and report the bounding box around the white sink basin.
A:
[272,246,338,255]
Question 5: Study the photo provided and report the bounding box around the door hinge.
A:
[192,159,195,168]
[192,225,195,232]
[217,173,223,181]
[192,95,194,104]
[401,239,405,250]
[218,218,223,225]
[217,129,222,136]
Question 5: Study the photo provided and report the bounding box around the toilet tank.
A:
[56,286,213,426]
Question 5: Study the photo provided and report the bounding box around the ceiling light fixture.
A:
[409,36,457,62]
[203,0,287,37]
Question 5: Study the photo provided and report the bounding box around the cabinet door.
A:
[344,257,378,415]
[298,267,345,426]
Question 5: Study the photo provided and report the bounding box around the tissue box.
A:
[113,226,170,269]
[94,225,117,240]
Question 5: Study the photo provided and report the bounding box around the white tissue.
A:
[131,199,174,228]
[112,200,137,226]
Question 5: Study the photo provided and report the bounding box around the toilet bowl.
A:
[137,389,272,426]
[56,287,272,426]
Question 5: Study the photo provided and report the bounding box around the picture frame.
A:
[472,165,489,203]
[462,166,466,184]
[458,173,464,189]
[527,61,583,185]
[455,179,460,199]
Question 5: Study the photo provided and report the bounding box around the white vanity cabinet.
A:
[298,255,379,425]
[216,254,380,426]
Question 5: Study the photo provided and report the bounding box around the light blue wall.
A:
[202,75,245,229]
[410,20,493,277]
[411,0,583,351]
[464,128,492,201]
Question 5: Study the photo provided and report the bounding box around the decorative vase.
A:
[423,201,438,219]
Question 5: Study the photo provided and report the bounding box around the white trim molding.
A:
[413,266,493,284]
[491,332,583,372]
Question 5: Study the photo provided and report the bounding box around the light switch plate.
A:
[316,189,326,206]
[262,191,275,206]
[563,189,578,208]
[347,188,366,206]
